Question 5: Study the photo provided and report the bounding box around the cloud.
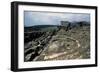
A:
[24,11,90,27]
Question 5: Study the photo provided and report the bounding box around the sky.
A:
[24,11,90,27]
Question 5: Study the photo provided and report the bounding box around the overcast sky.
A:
[24,11,90,27]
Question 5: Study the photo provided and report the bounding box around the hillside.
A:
[24,24,90,61]
[36,26,90,61]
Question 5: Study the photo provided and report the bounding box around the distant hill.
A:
[24,25,59,32]
[24,21,90,32]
